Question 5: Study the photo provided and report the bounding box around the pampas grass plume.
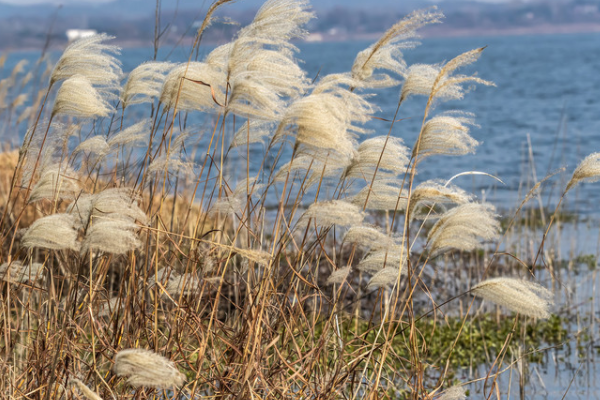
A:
[22,214,79,251]
[70,378,103,400]
[427,202,500,257]
[471,277,553,319]
[113,348,185,389]
[299,200,364,227]
[566,152,600,192]
[52,75,113,118]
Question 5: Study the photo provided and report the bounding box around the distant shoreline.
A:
[2,23,600,53]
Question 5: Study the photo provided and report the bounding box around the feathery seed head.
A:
[51,33,122,90]
[415,112,478,158]
[344,225,397,251]
[351,180,408,211]
[471,277,553,319]
[352,8,443,87]
[237,0,314,42]
[327,266,351,285]
[70,378,103,400]
[29,165,80,202]
[427,202,500,257]
[299,200,365,228]
[367,267,406,289]
[231,120,275,147]
[122,61,173,107]
[22,214,79,251]
[106,119,150,153]
[160,62,226,112]
[358,249,408,273]
[567,152,600,192]
[52,75,113,118]
[409,180,472,220]
[0,261,44,283]
[437,385,467,400]
[346,136,410,180]
[80,218,142,255]
[113,348,185,389]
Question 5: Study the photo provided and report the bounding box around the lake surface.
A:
[3,32,600,218]
[2,31,600,399]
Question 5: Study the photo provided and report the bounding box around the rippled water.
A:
[5,32,599,214]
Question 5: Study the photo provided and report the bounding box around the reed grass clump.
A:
[0,1,595,399]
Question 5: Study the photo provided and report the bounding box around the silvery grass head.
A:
[147,130,195,177]
[351,179,408,211]
[358,249,408,273]
[231,120,276,147]
[566,152,600,192]
[352,8,443,88]
[80,218,142,255]
[225,0,314,120]
[414,111,479,159]
[276,74,375,162]
[427,202,500,257]
[67,187,148,228]
[69,378,102,400]
[367,266,406,289]
[0,260,44,283]
[275,151,353,188]
[50,33,122,91]
[400,47,494,105]
[343,225,398,251]
[160,62,226,112]
[209,178,264,215]
[298,200,365,228]
[113,348,185,389]
[21,214,79,251]
[437,385,467,400]
[29,164,80,203]
[52,75,114,119]
[74,119,150,163]
[345,136,410,180]
[408,180,472,220]
[122,61,173,108]
[471,277,553,319]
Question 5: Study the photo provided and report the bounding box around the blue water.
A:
[2,32,600,215]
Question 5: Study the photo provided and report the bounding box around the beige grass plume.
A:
[231,120,275,147]
[326,266,351,285]
[223,0,314,119]
[74,120,150,162]
[427,202,500,257]
[160,62,226,112]
[69,378,103,400]
[400,48,494,104]
[351,8,443,88]
[0,260,44,283]
[346,136,410,180]
[367,266,406,289]
[358,249,407,273]
[122,61,173,107]
[408,180,472,220]
[351,180,408,211]
[566,152,600,192]
[298,200,365,228]
[210,178,264,215]
[29,164,81,202]
[147,131,195,176]
[471,277,553,319]
[21,214,79,251]
[437,385,467,400]
[50,33,121,91]
[415,112,478,158]
[275,150,353,187]
[276,74,374,161]
[52,75,113,118]
[344,225,397,251]
[113,348,185,389]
